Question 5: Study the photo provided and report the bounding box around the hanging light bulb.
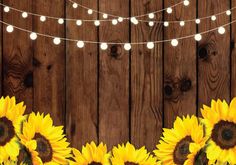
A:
[22,12,28,18]
[218,26,225,34]
[53,37,61,45]
[76,20,82,26]
[211,15,216,21]
[171,39,178,47]
[103,14,108,19]
[88,9,93,15]
[6,25,14,33]
[195,19,201,24]
[180,21,185,27]
[58,18,64,24]
[147,42,154,49]
[100,43,108,50]
[77,41,85,48]
[149,21,154,27]
[112,19,118,25]
[226,10,231,16]
[131,17,139,25]
[166,7,172,14]
[183,0,190,6]
[164,21,169,27]
[30,32,37,40]
[40,16,46,22]
[148,13,155,19]
[124,43,131,51]
[118,17,123,22]
[94,20,100,26]
[72,3,78,8]
[4,6,10,13]
[194,34,202,41]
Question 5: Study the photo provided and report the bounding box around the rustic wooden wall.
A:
[0,0,234,151]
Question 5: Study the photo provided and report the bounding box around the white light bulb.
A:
[94,20,100,26]
[167,7,172,14]
[88,9,93,15]
[171,39,178,47]
[124,43,131,51]
[112,19,118,25]
[58,18,64,24]
[77,41,84,48]
[103,14,108,19]
[164,21,169,27]
[131,17,138,25]
[100,43,108,50]
[218,26,225,35]
[194,34,202,41]
[180,21,185,27]
[4,6,10,13]
[118,17,123,22]
[30,32,37,40]
[226,10,231,16]
[76,20,82,26]
[211,15,216,21]
[6,25,14,33]
[183,0,190,6]
[148,13,155,19]
[22,12,28,18]
[53,37,61,45]
[195,19,200,24]
[73,3,78,8]
[149,21,154,27]
[147,42,154,49]
[40,16,46,22]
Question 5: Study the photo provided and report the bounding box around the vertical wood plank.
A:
[164,0,197,127]
[99,0,130,149]
[66,1,98,148]
[3,0,33,112]
[0,0,2,96]
[130,0,163,150]
[32,0,65,125]
[198,0,230,109]
[231,0,236,99]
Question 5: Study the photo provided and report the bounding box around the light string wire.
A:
[1,2,233,25]
[67,0,187,19]
[2,18,234,45]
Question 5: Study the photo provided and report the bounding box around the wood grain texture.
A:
[231,0,236,99]
[198,0,230,110]
[66,0,98,148]
[99,0,130,149]
[32,0,65,125]
[164,0,197,127]
[130,0,163,150]
[3,0,33,112]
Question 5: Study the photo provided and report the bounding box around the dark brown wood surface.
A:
[0,0,234,150]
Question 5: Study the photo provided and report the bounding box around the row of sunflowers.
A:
[0,96,236,165]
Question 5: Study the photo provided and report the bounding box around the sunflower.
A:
[70,141,110,165]
[111,142,157,165]
[154,115,206,165]
[19,112,71,165]
[201,98,236,164]
[0,96,26,163]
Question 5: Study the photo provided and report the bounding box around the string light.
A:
[88,9,93,15]
[149,21,154,27]
[53,37,61,45]
[6,25,14,33]
[183,0,190,6]
[22,12,28,18]
[103,14,108,19]
[100,43,108,50]
[164,21,169,27]
[171,39,178,47]
[4,6,10,13]
[112,19,118,25]
[147,42,154,49]
[118,17,123,22]
[72,3,78,9]
[30,32,37,40]
[180,21,185,27]
[148,13,155,19]
[58,18,64,24]
[76,20,82,26]
[166,7,173,14]
[40,16,46,22]
[194,34,202,41]
[77,41,84,48]
[131,17,139,25]
[218,26,225,34]
[195,19,201,24]
[124,43,131,51]
[226,10,231,16]
[94,20,100,26]
[211,15,216,21]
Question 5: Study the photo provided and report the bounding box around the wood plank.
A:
[32,0,65,125]
[164,0,197,127]
[198,0,230,110]
[99,0,130,149]
[3,0,33,112]
[130,0,163,150]
[231,0,236,99]
[0,0,2,96]
[65,1,98,148]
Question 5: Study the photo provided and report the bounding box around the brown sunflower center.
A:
[18,148,33,165]
[0,117,15,146]
[34,133,53,163]
[125,162,139,165]
[173,136,192,165]
[211,120,236,149]
[88,162,102,165]
[194,150,208,165]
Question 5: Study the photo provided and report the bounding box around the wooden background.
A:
[0,0,234,151]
